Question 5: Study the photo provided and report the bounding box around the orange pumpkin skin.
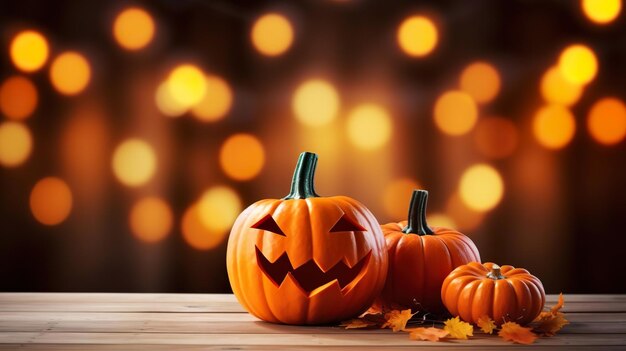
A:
[374,190,480,313]
[226,152,388,325]
[441,262,546,325]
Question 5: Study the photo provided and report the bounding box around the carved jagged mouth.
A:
[255,246,371,295]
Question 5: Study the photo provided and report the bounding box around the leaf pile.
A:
[339,293,569,345]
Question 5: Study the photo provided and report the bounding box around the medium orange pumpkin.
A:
[226,152,388,325]
[441,262,546,325]
[374,190,480,313]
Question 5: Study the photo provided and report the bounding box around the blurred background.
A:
[1,0,625,294]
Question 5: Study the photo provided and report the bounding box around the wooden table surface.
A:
[0,293,624,350]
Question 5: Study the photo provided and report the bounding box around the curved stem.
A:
[402,190,434,235]
[283,152,320,199]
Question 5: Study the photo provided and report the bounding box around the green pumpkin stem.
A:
[283,152,320,200]
[402,189,434,235]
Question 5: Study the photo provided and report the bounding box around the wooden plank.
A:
[0,294,624,313]
[0,312,624,334]
[1,345,625,351]
[1,332,625,346]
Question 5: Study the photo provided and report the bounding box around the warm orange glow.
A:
[130,197,173,243]
[459,163,504,212]
[382,178,421,220]
[540,66,583,106]
[581,0,622,24]
[30,177,73,226]
[397,15,438,57]
[113,7,155,50]
[533,105,576,149]
[434,90,478,136]
[446,192,485,231]
[427,213,457,229]
[219,134,265,181]
[182,204,230,250]
[166,64,207,107]
[112,139,157,187]
[50,52,91,95]
[10,30,49,72]
[459,61,501,104]
[191,75,233,122]
[251,13,294,56]
[558,44,598,85]
[346,104,392,150]
[197,186,242,233]
[587,97,626,145]
[155,81,187,117]
[0,121,33,167]
[292,79,340,127]
[0,76,38,120]
[473,116,518,159]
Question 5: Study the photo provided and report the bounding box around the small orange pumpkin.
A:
[441,262,546,325]
[226,152,388,325]
[374,190,481,313]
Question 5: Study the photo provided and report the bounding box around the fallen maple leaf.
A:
[477,315,497,334]
[382,309,415,332]
[443,316,474,339]
[339,318,377,329]
[533,312,569,336]
[551,293,565,314]
[407,327,449,341]
[499,321,538,344]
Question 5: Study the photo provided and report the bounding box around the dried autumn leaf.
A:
[551,293,565,314]
[382,309,415,332]
[443,316,474,339]
[533,312,570,336]
[339,318,377,329]
[476,315,497,334]
[499,321,538,344]
[407,327,449,342]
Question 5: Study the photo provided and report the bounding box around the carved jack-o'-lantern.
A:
[226,152,388,325]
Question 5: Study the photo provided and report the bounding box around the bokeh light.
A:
[346,104,393,150]
[558,44,598,85]
[473,116,518,159]
[219,134,265,181]
[292,79,340,127]
[155,81,187,117]
[587,97,626,145]
[382,178,420,220]
[0,76,38,120]
[434,90,478,136]
[540,66,584,106]
[182,204,230,250]
[459,163,504,212]
[112,139,157,187]
[581,0,622,24]
[427,213,457,229]
[0,121,33,167]
[251,13,294,57]
[30,177,73,226]
[10,30,49,72]
[533,104,576,149]
[446,192,485,231]
[191,75,233,122]
[459,61,501,104]
[130,196,173,243]
[113,7,155,51]
[197,186,242,233]
[166,64,207,107]
[49,52,91,95]
[397,15,438,57]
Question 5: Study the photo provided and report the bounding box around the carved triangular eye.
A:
[330,215,366,232]
[251,214,285,236]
